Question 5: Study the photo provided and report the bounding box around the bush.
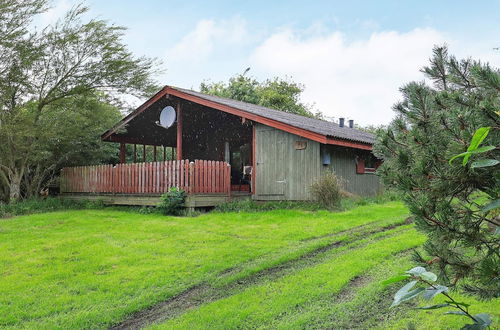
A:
[309,172,343,209]
[157,187,186,216]
[0,197,105,218]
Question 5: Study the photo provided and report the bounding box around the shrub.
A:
[158,187,186,216]
[309,172,343,209]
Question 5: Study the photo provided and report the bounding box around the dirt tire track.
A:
[110,222,408,329]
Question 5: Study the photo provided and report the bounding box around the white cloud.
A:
[250,27,447,126]
[161,19,498,126]
[167,17,248,63]
[39,0,72,26]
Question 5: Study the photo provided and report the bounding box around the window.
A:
[356,153,381,174]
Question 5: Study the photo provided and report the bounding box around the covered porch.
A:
[60,87,255,207]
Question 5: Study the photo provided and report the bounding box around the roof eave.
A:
[101,86,373,151]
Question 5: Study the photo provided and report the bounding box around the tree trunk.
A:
[8,170,23,203]
[9,178,21,202]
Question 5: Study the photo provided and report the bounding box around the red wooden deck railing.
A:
[60,160,231,195]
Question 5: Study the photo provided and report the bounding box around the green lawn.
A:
[0,202,497,329]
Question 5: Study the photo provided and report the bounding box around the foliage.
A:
[374,46,499,298]
[215,190,401,213]
[214,199,324,213]
[158,187,186,216]
[0,92,124,202]
[449,127,498,168]
[0,197,104,218]
[200,71,321,118]
[340,189,401,209]
[0,0,159,202]
[309,172,343,209]
[359,124,388,134]
[386,266,492,329]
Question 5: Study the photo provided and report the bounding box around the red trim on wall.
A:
[356,157,365,174]
[326,137,372,150]
[101,87,169,141]
[166,88,373,150]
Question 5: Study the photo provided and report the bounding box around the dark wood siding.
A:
[254,125,381,200]
[321,145,381,196]
[254,124,320,200]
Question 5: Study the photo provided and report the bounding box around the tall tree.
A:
[18,92,123,198]
[200,72,321,118]
[0,1,158,202]
[374,46,499,297]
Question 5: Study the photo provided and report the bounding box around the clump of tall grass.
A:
[309,172,344,210]
[214,199,323,213]
[0,197,105,218]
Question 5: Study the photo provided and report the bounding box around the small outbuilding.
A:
[60,86,381,207]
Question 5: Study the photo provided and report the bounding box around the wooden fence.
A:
[60,160,231,195]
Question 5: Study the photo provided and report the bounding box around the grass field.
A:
[0,202,497,329]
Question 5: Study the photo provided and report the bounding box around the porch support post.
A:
[143,144,146,162]
[133,144,137,163]
[153,145,157,162]
[176,102,183,160]
[119,143,126,164]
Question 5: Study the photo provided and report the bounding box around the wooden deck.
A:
[59,160,243,208]
[61,192,251,208]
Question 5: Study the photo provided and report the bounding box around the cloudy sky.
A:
[40,0,499,125]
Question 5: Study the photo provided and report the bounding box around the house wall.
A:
[321,145,381,196]
[254,124,321,200]
[253,124,381,200]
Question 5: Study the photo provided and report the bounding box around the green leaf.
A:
[406,266,426,275]
[382,275,410,286]
[445,300,471,308]
[417,303,449,310]
[391,281,425,307]
[462,153,471,166]
[452,127,494,166]
[461,324,487,330]
[396,280,417,295]
[471,159,499,168]
[391,280,416,307]
[422,285,448,300]
[419,271,437,282]
[461,314,492,330]
[467,127,491,152]
[482,199,500,212]
[449,151,469,164]
[445,311,468,316]
[470,145,496,154]
[473,313,492,326]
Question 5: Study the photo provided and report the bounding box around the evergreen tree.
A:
[374,46,499,298]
